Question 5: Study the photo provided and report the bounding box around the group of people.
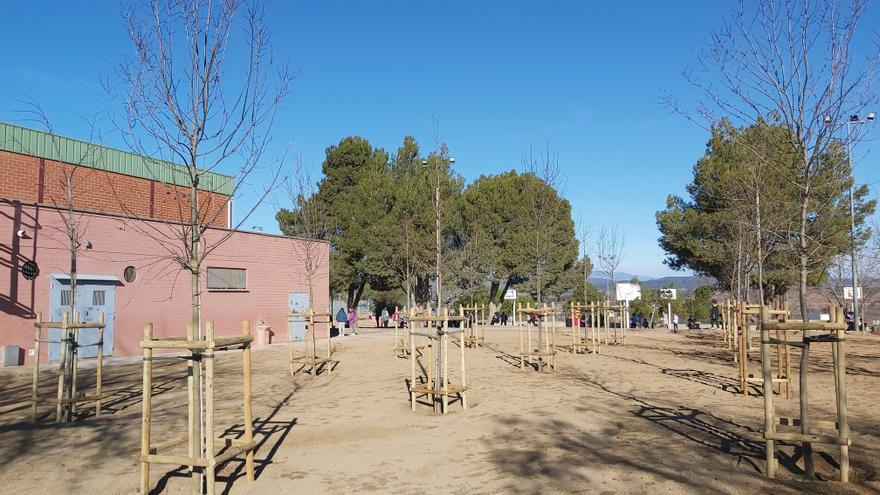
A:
[335,306,404,336]
[335,307,359,336]
[490,311,509,325]
[659,312,680,331]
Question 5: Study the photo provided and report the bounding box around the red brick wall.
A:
[0,202,331,364]
[0,149,229,228]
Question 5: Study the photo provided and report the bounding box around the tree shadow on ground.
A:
[0,360,182,422]
[483,343,523,369]
[486,369,828,495]
[603,353,762,396]
[148,390,299,495]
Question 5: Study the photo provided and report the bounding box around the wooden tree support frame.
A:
[288,310,336,375]
[723,299,737,350]
[31,311,106,422]
[408,308,469,414]
[518,303,558,372]
[393,306,410,358]
[734,301,791,398]
[760,307,850,482]
[593,301,625,346]
[140,320,256,495]
[569,302,601,354]
[459,304,486,348]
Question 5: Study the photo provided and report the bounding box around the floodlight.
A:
[850,115,860,122]
[868,112,876,122]
[449,157,455,164]
[823,116,832,124]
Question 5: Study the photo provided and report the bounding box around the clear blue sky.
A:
[2,1,878,278]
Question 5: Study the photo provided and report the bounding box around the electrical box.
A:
[1,345,22,367]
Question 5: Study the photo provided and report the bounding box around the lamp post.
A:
[825,112,875,331]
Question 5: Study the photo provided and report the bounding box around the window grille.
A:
[206,267,247,291]
[60,289,71,306]
[93,290,106,306]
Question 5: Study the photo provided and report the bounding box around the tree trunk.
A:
[188,176,203,492]
[756,187,764,306]
[798,189,809,322]
[489,281,500,304]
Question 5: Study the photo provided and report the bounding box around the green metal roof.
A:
[0,121,234,195]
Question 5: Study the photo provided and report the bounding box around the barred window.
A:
[93,290,106,306]
[60,289,71,306]
[206,267,247,291]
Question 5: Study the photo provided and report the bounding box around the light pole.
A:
[825,112,875,331]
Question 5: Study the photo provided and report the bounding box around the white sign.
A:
[843,287,863,300]
[819,313,831,322]
[615,283,641,302]
[504,289,517,300]
[659,288,678,300]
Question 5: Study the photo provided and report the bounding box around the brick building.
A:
[0,122,328,365]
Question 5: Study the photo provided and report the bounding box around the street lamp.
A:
[825,112,874,331]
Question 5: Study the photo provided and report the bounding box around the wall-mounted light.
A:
[85,241,93,249]
[16,229,29,239]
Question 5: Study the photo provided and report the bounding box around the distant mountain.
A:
[642,276,716,292]
[589,272,656,282]
[587,274,716,294]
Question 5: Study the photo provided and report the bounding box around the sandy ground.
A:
[1,325,879,494]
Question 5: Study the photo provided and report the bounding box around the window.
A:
[93,290,106,306]
[123,265,137,283]
[60,289,71,306]
[206,267,247,291]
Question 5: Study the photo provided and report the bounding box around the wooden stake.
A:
[460,315,468,409]
[242,321,255,482]
[834,309,850,482]
[56,312,69,422]
[140,323,153,494]
[204,321,216,495]
[31,313,42,422]
[759,307,776,478]
[442,309,449,414]
[96,313,104,417]
[800,337,814,478]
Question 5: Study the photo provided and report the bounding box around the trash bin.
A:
[255,325,272,346]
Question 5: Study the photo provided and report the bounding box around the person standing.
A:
[347,307,358,336]
[336,307,348,337]
[381,307,390,328]
[672,313,679,331]
[710,302,720,329]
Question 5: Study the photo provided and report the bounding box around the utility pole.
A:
[825,112,874,331]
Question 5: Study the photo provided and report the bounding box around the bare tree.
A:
[276,154,329,309]
[114,1,290,489]
[522,144,566,303]
[117,0,289,333]
[577,217,593,303]
[596,225,625,301]
[17,103,105,421]
[671,0,879,323]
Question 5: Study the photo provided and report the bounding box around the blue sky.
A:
[2,1,879,278]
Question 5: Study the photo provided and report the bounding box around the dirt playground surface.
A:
[1,326,879,494]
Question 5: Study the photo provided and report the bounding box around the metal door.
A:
[288,292,309,341]
[49,276,116,361]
